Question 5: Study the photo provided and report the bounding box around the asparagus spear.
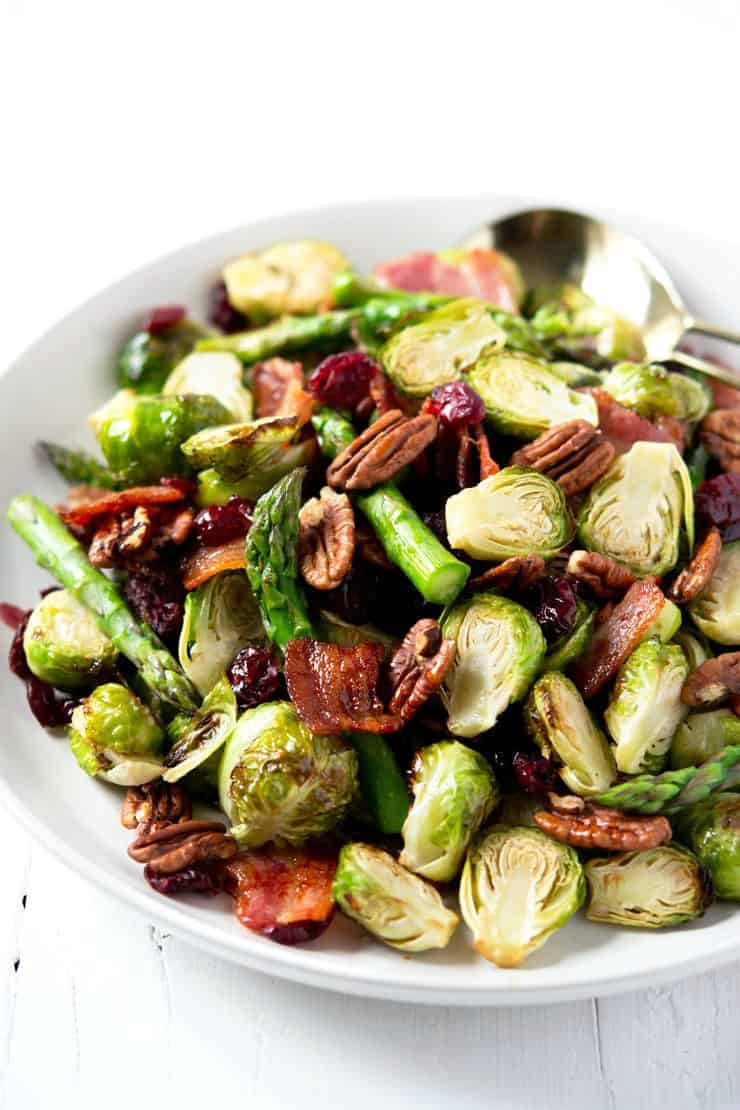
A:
[7,495,199,715]
[594,744,740,815]
[37,443,120,489]
[311,406,355,458]
[197,309,360,363]
[346,731,409,834]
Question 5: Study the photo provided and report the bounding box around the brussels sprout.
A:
[466,351,598,439]
[525,673,617,796]
[604,639,690,774]
[218,701,357,847]
[584,845,713,928]
[178,572,264,696]
[68,683,164,786]
[673,628,711,672]
[91,390,232,484]
[381,299,505,398]
[577,442,694,578]
[332,843,459,952]
[117,319,206,393]
[543,600,594,672]
[671,710,740,770]
[162,676,237,783]
[222,240,349,319]
[497,793,540,827]
[23,588,117,690]
[399,741,499,881]
[526,284,647,364]
[547,361,604,388]
[600,362,710,423]
[689,540,740,645]
[459,826,585,967]
[445,467,574,561]
[441,593,546,738]
[675,793,740,899]
[195,468,259,507]
[642,597,682,644]
[181,416,314,494]
[163,351,253,422]
[317,610,395,656]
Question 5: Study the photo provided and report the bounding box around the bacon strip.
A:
[61,485,185,527]
[252,358,313,426]
[284,639,401,733]
[571,580,666,698]
[586,389,684,455]
[373,249,520,313]
[181,538,245,590]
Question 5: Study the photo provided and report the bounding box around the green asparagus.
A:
[310,406,355,458]
[346,731,410,834]
[37,442,121,489]
[197,309,360,363]
[594,744,740,815]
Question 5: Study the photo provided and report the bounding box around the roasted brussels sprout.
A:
[117,319,206,393]
[445,467,574,561]
[604,639,690,774]
[671,709,740,770]
[525,672,617,796]
[317,610,395,656]
[643,596,682,644]
[222,240,349,319]
[381,299,505,398]
[543,600,594,672]
[585,845,713,927]
[218,701,357,847]
[332,842,459,951]
[466,350,598,439]
[673,628,711,671]
[526,283,646,363]
[546,361,604,388]
[163,351,253,422]
[675,793,740,900]
[163,676,237,783]
[181,416,314,495]
[23,588,117,690]
[577,442,694,578]
[441,593,546,738]
[399,741,499,881]
[459,826,585,967]
[68,683,164,785]
[195,468,259,507]
[91,390,232,484]
[178,572,264,697]
[689,540,740,645]
[600,362,710,423]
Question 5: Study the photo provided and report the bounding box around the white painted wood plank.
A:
[0,808,32,1110]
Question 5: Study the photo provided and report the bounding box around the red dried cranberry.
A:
[141,305,186,333]
[145,865,223,896]
[695,473,740,542]
[521,575,578,643]
[123,564,185,646]
[209,280,248,334]
[308,352,379,408]
[25,678,66,729]
[512,751,560,794]
[424,382,485,428]
[192,496,253,547]
[159,476,197,498]
[8,614,31,680]
[0,603,27,631]
[227,646,283,710]
[262,917,333,945]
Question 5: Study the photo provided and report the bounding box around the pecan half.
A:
[88,515,121,568]
[299,487,355,590]
[510,419,615,495]
[701,409,740,473]
[571,580,666,698]
[121,782,192,832]
[566,550,637,599]
[387,618,456,724]
[681,651,740,708]
[534,796,672,851]
[667,528,722,604]
[128,819,237,875]
[327,409,437,491]
[117,506,155,556]
[469,555,546,593]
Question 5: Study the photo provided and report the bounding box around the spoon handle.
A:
[685,317,740,348]
[668,350,740,387]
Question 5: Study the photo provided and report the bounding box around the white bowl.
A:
[2,195,739,1006]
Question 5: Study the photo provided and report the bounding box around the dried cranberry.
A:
[227,646,283,710]
[209,280,248,334]
[512,751,560,795]
[144,865,223,896]
[8,614,31,680]
[159,476,197,498]
[123,564,185,646]
[308,352,379,408]
[0,603,27,631]
[25,678,66,728]
[141,305,186,333]
[695,473,740,542]
[521,575,578,643]
[424,382,485,428]
[192,497,253,547]
[263,917,333,945]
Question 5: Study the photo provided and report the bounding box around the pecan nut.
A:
[327,409,437,491]
[534,795,672,851]
[469,555,545,593]
[388,618,456,724]
[701,409,740,473]
[128,819,237,875]
[510,419,615,496]
[667,527,722,604]
[681,651,740,708]
[299,487,355,590]
[455,423,499,488]
[121,782,192,832]
[566,550,637,599]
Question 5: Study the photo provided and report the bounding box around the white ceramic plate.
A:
[2,195,740,1006]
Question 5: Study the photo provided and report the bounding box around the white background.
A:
[2,1,740,1107]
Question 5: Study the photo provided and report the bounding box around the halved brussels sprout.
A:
[466,351,598,439]
[317,610,395,656]
[525,672,617,796]
[642,596,682,644]
[604,639,690,774]
[218,701,357,847]
[381,298,505,398]
[163,676,237,783]
[689,540,740,645]
[600,362,710,423]
[543,600,594,672]
[181,416,314,494]
[673,628,711,671]
[670,709,740,770]
[178,571,264,696]
[195,468,260,507]
[526,283,647,363]
[675,793,740,900]
[459,826,585,967]
[69,683,164,786]
[441,593,546,738]
[585,845,713,928]
[445,467,574,561]
[163,351,253,422]
[399,741,499,882]
[547,361,604,388]
[223,240,349,319]
[23,588,117,690]
[117,319,206,393]
[332,842,459,952]
[577,442,694,578]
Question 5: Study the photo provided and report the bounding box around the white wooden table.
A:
[3,2,740,1106]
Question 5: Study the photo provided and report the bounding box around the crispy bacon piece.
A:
[374,249,520,313]
[252,357,313,425]
[711,378,740,411]
[586,389,684,455]
[284,639,401,733]
[571,580,666,698]
[60,484,185,527]
[219,846,336,944]
[181,537,245,590]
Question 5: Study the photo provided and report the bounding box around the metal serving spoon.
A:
[461,208,740,385]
